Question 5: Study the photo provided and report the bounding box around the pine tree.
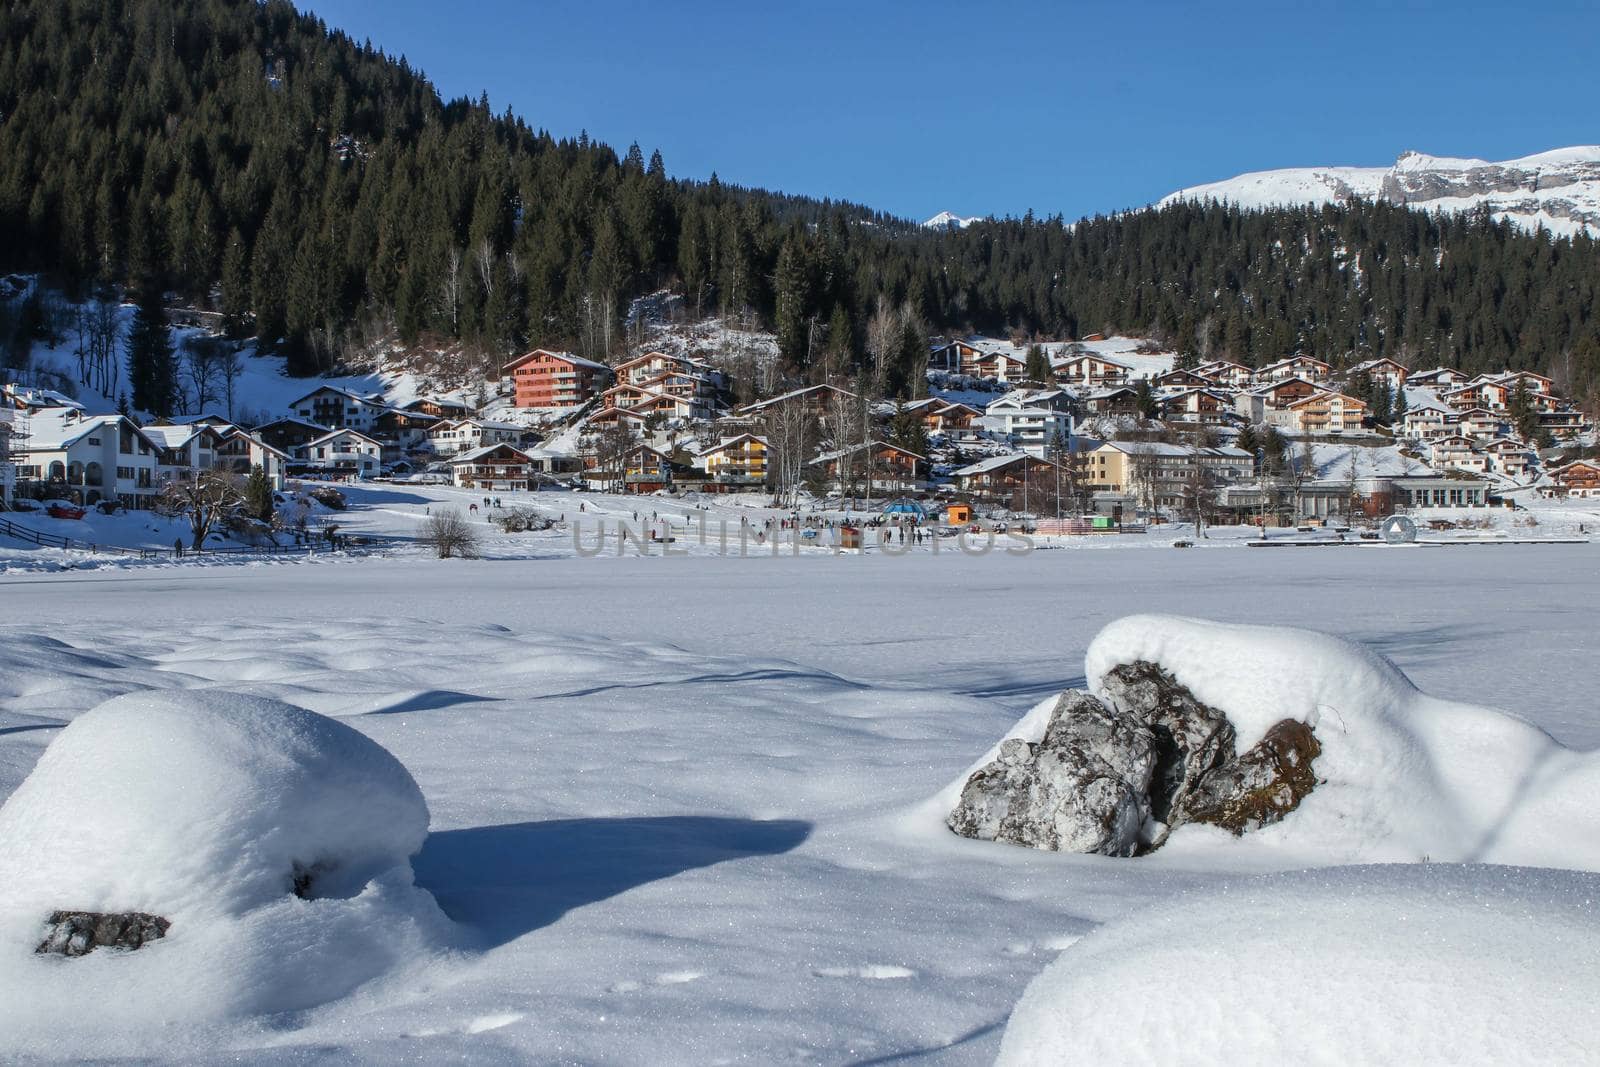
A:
[1023,343,1053,383]
[125,289,176,418]
[244,464,274,522]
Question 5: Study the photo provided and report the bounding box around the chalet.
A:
[2,383,85,414]
[254,416,331,455]
[1493,370,1554,396]
[503,349,613,409]
[1253,376,1321,410]
[1456,408,1506,440]
[1429,435,1488,474]
[1443,381,1510,411]
[903,398,982,434]
[809,440,926,493]
[1407,367,1470,390]
[287,386,387,432]
[1158,388,1234,427]
[371,408,440,456]
[1538,409,1589,438]
[141,423,226,487]
[928,338,984,374]
[1081,386,1141,417]
[1151,368,1219,390]
[450,443,535,492]
[1348,357,1409,393]
[585,405,650,429]
[985,390,1074,457]
[1255,355,1332,383]
[600,383,658,410]
[427,418,523,456]
[403,396,476,419]
[696,434,769,490]
[298,428,383,478]
[1481,438,1536,479]
[736,384,859,420]
[10,409,159,508]
[1055,352,1132,387]
[950,453,1065,497]
[1193,360,1253,389]
[1401,404,1450,440]
[582,444,676,493]
[1546,460,1600,497]
[968,348,1029,383]
[214,427,289,488]
[1286,390,1367,435]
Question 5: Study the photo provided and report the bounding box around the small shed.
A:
[839,526,863,551]
[946,503,972,525]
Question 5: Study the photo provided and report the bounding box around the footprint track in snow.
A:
[813,964,917,980]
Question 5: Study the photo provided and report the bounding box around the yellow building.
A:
[697,433,769,487]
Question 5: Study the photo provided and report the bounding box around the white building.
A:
[11,409,160,508]
[984,390,1074,457]
[287,386,389,432]
[298,428,383,478]
[427,418,524,456]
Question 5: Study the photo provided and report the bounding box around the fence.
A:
[0,516,379,560]
[1032,518,1148,535]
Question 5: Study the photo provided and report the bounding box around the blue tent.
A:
[881,498,927,520]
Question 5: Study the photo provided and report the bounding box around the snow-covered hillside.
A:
[1160,146,1600,237]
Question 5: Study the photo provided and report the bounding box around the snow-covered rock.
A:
[938,614,1600,866]
[1160,145,1600,237]
[997,863,1600,1064]
[947,691,1153,856]
[0,690,448,1035]
[946,662,1320,855]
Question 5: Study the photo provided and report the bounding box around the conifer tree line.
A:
[3,0,1600,406]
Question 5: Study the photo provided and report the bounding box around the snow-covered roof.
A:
[306,428,383,449]
[952,452,1055,476]
[14,410,133,451]
[140,424,216,450]
[450,443,533,465]
[503,348,611,373]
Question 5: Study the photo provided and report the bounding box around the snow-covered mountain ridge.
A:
[1160,146,1600,237]
[923,211,983,230]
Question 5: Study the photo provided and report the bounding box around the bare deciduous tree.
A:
[762,398,819,508]
[156,469,242,551]
[422,509,479,558]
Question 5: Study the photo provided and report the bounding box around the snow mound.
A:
[997,863,1600,1065]
[0,690,448,1044]
[934,615,1600,867]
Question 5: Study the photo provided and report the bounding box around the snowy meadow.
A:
[2,534,1599,1063]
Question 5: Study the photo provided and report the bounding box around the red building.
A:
[504,349,613,409]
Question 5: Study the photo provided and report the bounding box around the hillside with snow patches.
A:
[1160,146,1600,237]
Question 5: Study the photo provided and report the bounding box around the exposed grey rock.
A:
[35,910,171,956]
[947,692,1153,857]
[948,662,1322,855]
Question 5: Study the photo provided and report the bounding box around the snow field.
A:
[997,863,1600,1065]
[0,545,1598,1060]
[0,690,450,1045]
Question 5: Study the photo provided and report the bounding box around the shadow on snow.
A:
[413,815,812,947]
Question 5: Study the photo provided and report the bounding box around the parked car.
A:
[47,503,87,520]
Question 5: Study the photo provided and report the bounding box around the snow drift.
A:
[936,614,1600,868]
[0,690,450,1047]
[997,863,1600,1064]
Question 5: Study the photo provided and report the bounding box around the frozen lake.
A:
[2,542,1597,1061]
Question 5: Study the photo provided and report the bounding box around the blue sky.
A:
[307,0,1600,223]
